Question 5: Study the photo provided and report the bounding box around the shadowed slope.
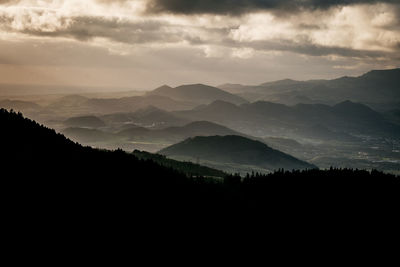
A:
[160,135,315,172]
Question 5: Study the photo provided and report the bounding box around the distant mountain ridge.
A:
[62,120,248,152]
[175,99,399,140]
[147,83,247,105]
[64,116,106,128]
[218,68,400,109]
[40,83,247,118]
[101,105,190,129]
[41,94,195,118]
[0,99,41,112]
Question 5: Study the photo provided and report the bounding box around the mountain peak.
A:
[260,78,300,87]
[153,85,173,91]
[333,100,372,112]
[335,100,355,106]
[360,68,400,80]
[333,100,382,119]
[159,135,315,172]
[134,105,165,114]
[177,83,207,87]
[148,83,247,105]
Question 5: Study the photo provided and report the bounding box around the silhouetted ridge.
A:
[260,78,300,87]
[360,68,400,80]
[0,108,188,183]
[1,108,399,226]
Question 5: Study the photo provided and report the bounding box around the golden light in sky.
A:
[0,0,399,90]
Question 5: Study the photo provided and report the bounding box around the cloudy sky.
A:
[0,0,399,90]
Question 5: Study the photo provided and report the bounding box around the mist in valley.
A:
[2,69,400,175]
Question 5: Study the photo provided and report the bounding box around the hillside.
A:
[159,135,315,173]
[116,120,247,152]
[132,150,226,178]
[60,119,248,152]
[63,127,115,142]
[0,108,244,222]
[0,108,236,189]
[2,108,399,224]
[147,84,247,105]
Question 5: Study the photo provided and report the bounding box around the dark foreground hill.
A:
[1,109,399,231]
[159,135,316,173]
[132,150,226,178]
[0,108,233,229]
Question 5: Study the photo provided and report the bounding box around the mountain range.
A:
[62,120,248,152]
[100,106,190,129]
[147,84,247,105]
[219,68,400,110]
[2,68,399,173]
[175,99,399,140]
[3,83,247,119]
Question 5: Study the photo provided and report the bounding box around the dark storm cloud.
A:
[0,0,20,3]
[1,0,398,62]
[29,17,174,43]
[146,0,400,15]
[0,7,230,45]
[220,38,394,59]
[0,12,186,44]
[0,11,396,60]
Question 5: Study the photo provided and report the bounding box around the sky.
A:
[0,0,399,91]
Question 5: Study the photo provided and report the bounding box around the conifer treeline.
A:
[1,108,399,216]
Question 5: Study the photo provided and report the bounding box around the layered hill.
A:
[42,94,195,117]
[101,106,189,129]
[0,99,41,112]
[62,120,247,152]
[219,68,400,109]
[2,108,399,223]
[176,100,399,140]
[0,108,224,179]
[159,135,316,174]
[147,84,247,105]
